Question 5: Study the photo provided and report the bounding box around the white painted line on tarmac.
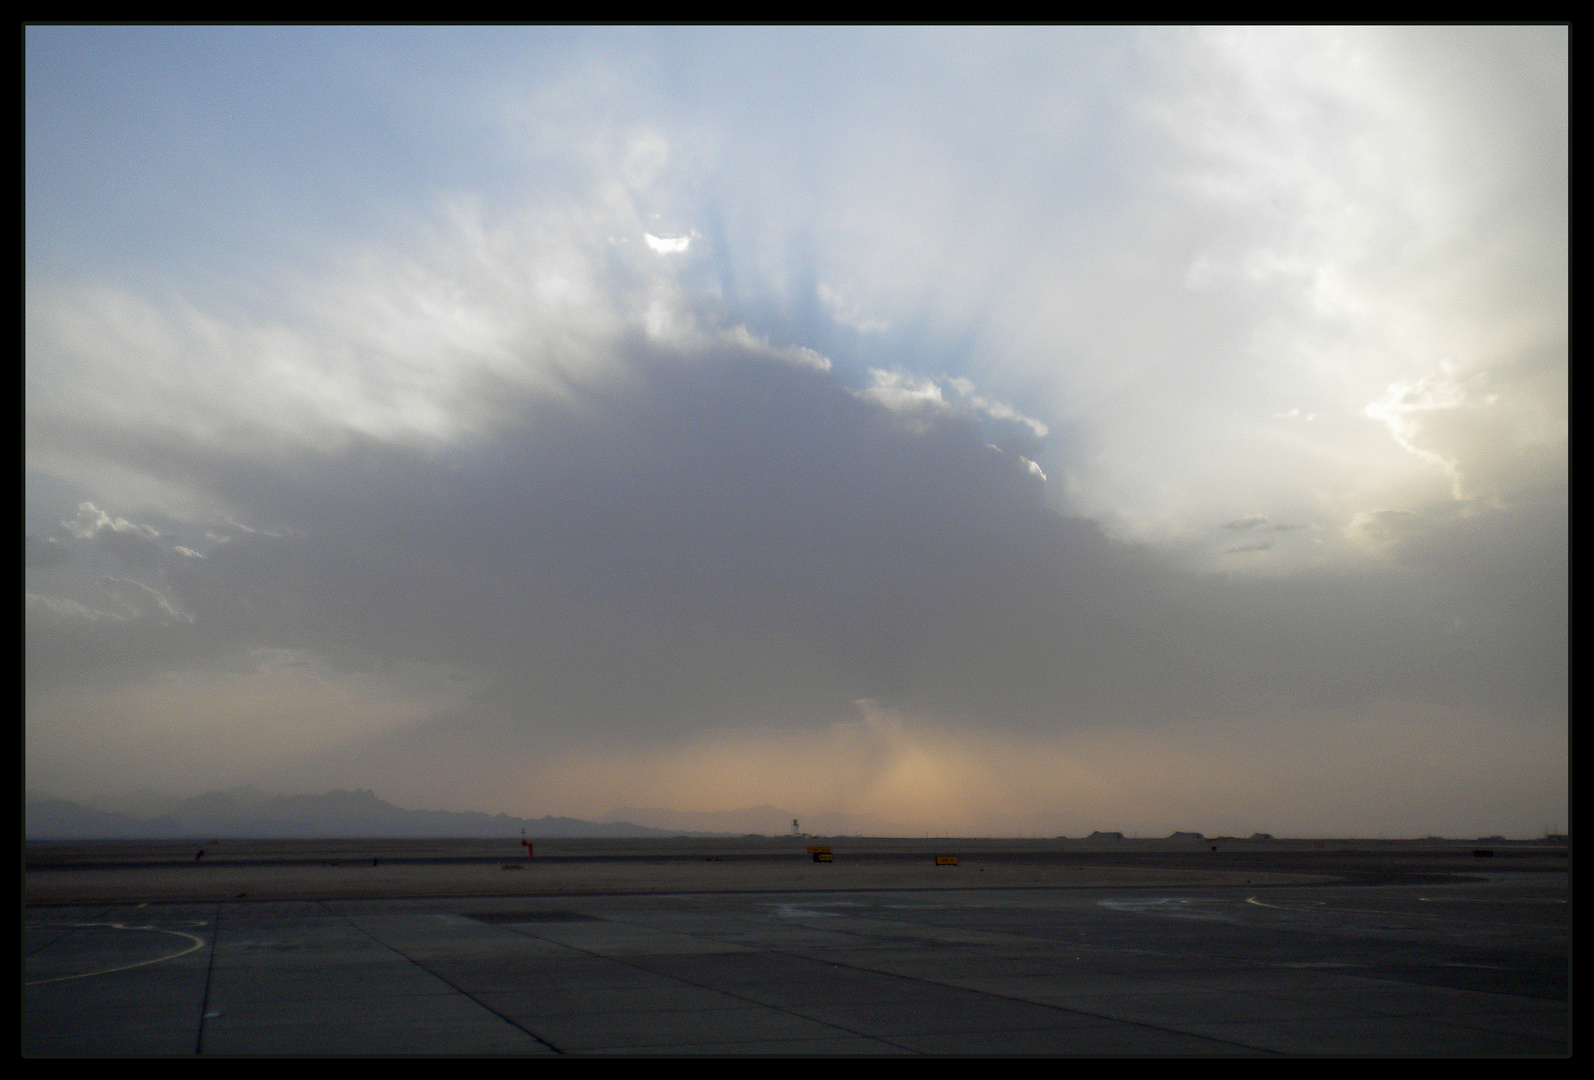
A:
[1245,896,1323,909]
[25,922,206,986]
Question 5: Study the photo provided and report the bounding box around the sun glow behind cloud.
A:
[644,232,692,254]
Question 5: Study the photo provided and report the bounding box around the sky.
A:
[25,26,1567,837]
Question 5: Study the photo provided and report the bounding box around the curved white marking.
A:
[1246,896,1325,909]
[26,922,206,986]
[766,904,840,918]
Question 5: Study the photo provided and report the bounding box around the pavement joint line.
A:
[1123,971,1543,1025]
[577,1034,914,1055]
[320,899,567,1055]
[491,918,916,1052]
[515,904,1281,1055]
[195,901,222,1054]
[774,947,1284,1055]
[758,916,1303,1047]
[1418,1011,1569,1045]
[490,911,937,1057]
[24,923,86,960]
[1244,899,1495,923]
[1416,897,1567,904]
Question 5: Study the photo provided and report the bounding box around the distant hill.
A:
[24,788,716,840]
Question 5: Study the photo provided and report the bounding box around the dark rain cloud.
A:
[30,338,1565,759]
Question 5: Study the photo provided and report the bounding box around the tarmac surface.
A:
[25,838,1569,1056]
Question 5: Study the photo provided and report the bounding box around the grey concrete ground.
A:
[26,871,1566,1055]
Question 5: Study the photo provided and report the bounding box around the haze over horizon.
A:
[24,782,1564,841]
[26,27,1566,839]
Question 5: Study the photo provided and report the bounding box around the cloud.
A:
[64,501,159,541]
[267,697,1565,838]
[954,27,1563,564]
[27,647,475,798]
[25,329,1564,832]
[717,324,831,371]
[24,28,1564,833]
[30,330,1561,744]
[1362,364,1494,498]
[27,189,705,489]
[645,232,691,254]
[25,535,73,569]
[946,378,1049,438]
[29,28,1562,571]
[856,371,1047,447]
[857,368,948,416]
[817,283,888,334]
[27,591,126,624]
[99,576,192,623]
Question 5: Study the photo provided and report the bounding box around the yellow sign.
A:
[813,852,833,862]
[806,846,831,854]
[935,855,958,866]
